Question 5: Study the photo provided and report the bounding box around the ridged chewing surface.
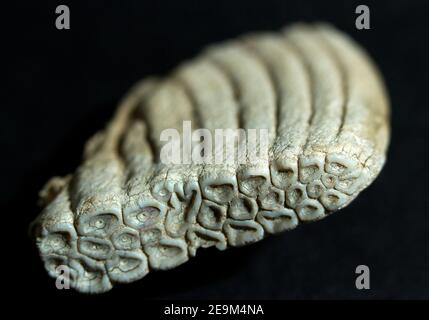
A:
[31,23,390,293]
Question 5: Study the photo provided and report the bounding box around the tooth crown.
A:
[32,23,390,293]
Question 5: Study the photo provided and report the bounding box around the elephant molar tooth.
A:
[32,22,390,293]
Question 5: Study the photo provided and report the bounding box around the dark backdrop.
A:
[3,0,429,305]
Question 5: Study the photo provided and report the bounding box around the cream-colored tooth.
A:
[123,145,158,222]
[122,182,190,271]
[137,78,197,204]
[72,80,160,239]
[134,72,200,244]
[136,215,188,271]
[122,184,187,271]
[33,23,390,293]
[284,25,345,154]
[42,254,74,282]
[175,59,239,131]
[43,250,113,294]
[149,75,198,239]
[122,189,168,234]
[121,82,159,202]
[206,42,276,199]
[164,181,198,239]
[71,152,124,239]
[174,59,240,254]
[33,186,77,258]
[138,79,194,160]
[120,79,159,187]
[281,26,344,213]
[241,34,311,190]
[148,164,170,203]
[206,43,276,141]
[33,184,112,294]
[175,59,239,205]
[122,119,155,197]
[315,24,390,170]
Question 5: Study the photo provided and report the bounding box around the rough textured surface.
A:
[31,23,390,293]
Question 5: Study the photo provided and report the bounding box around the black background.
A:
[3,0,429,307]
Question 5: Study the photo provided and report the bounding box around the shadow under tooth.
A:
[316,24,390,168]
[284,24,344,153]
